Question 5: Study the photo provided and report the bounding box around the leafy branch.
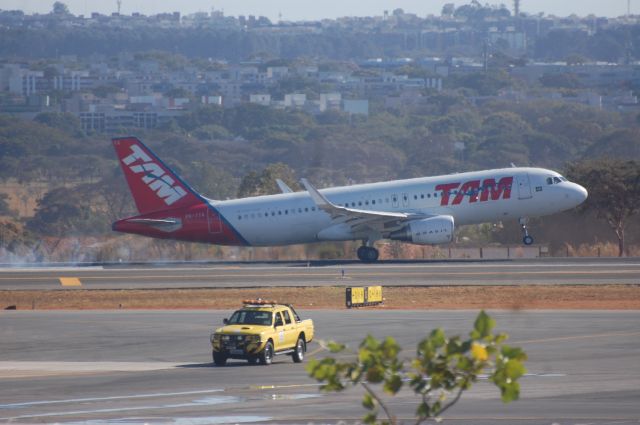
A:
[307,311,527,424]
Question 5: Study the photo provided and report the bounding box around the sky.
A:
[1,1,634,21]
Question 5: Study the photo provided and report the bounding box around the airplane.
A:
[112,136,588,262]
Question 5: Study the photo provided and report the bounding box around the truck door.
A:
[281,309,297,348]
[273,311,286,350]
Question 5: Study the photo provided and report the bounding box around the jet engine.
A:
[390,215,454,245]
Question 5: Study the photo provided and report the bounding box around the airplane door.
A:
[391,194,399,208]
[517,174,533,200]
[402,193,410,208]
[207,208,222,234]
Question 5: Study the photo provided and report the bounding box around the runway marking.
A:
[513,330,640,345]
[59,277,82,287]
[0,388,224,409]
[3,269,640,281]
[0,361,184,378]
[0,397,242,421]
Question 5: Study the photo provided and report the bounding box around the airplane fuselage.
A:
[111,137,588,261]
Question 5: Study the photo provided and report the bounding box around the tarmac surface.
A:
[1,309,639,424]
[1,258,639,289]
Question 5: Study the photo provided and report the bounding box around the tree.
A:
[237,163,300,198]
[52,2,69,15]
[307,311,527,424]
[566,159,640,256]
[0,193,15,216]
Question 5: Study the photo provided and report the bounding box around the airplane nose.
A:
[574,184,588,204]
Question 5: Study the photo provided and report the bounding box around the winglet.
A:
[276,179,293,193]
[300,178,334,210]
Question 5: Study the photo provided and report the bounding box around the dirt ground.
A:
[1,285,639,310]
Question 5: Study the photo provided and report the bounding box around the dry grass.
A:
[1,285,639,311]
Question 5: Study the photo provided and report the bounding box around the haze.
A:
[4,0,633,20]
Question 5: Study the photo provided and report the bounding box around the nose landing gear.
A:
[519,217,534,245]
[357,245,379,262]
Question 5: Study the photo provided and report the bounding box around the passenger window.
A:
[274,313,283,327]
[283,310,292,325]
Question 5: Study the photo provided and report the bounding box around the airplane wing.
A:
[300,178,429,236]
[276,179,294,193]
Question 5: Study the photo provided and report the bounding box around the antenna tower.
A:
[513,0,521,17]
[117,0,122,14]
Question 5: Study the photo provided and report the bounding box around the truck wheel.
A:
[213,351,227,366]
[292,337,306,363]
[259,341,274,365]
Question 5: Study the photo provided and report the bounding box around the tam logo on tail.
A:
[121,144,187,206]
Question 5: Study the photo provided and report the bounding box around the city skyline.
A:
[2,0,634,21]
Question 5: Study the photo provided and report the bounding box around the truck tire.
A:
[213,351,227,366]
[259,341,274,365]
[292,337,306,363]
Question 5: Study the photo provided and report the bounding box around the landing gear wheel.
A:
[212,351,227,366]
[357,246,379,262]
[292,337,306,363]
[519,217,534,246]
[259,341,274,365]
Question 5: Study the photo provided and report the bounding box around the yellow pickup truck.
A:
[210,300,314,366]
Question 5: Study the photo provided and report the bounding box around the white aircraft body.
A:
[112,137,588,262]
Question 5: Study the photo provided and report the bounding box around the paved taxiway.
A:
[1,258,639,289]
[1,310,639,424]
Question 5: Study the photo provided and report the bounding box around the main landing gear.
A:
[357,245,379,262]
[519,217,534,245]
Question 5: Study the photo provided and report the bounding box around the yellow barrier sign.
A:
[346,286,383,308]
[59,277,82,287]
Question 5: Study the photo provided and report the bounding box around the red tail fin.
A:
[113,137,202,215]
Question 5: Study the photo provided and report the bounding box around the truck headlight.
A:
[221,335,231,341]
[246,335,261,343]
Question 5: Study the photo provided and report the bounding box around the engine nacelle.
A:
[390,216,454,245]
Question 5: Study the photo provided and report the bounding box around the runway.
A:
[1,258,639,289]
[1,310,639,424]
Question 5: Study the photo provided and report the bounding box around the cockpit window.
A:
[547,176,566,185]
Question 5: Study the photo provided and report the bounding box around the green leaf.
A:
[383,374,403,395]
[500,381,521,402]
[327,341,346,353]
[502,345,528,361]
[363,412,378,424]
[505,359,527,380]
[473,310,495,339]
[416,401,431,418]
[362,392,375,410]
[430,328,446,347]
[366,365,385,383]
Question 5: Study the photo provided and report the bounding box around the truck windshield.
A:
[228,310,273,326]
